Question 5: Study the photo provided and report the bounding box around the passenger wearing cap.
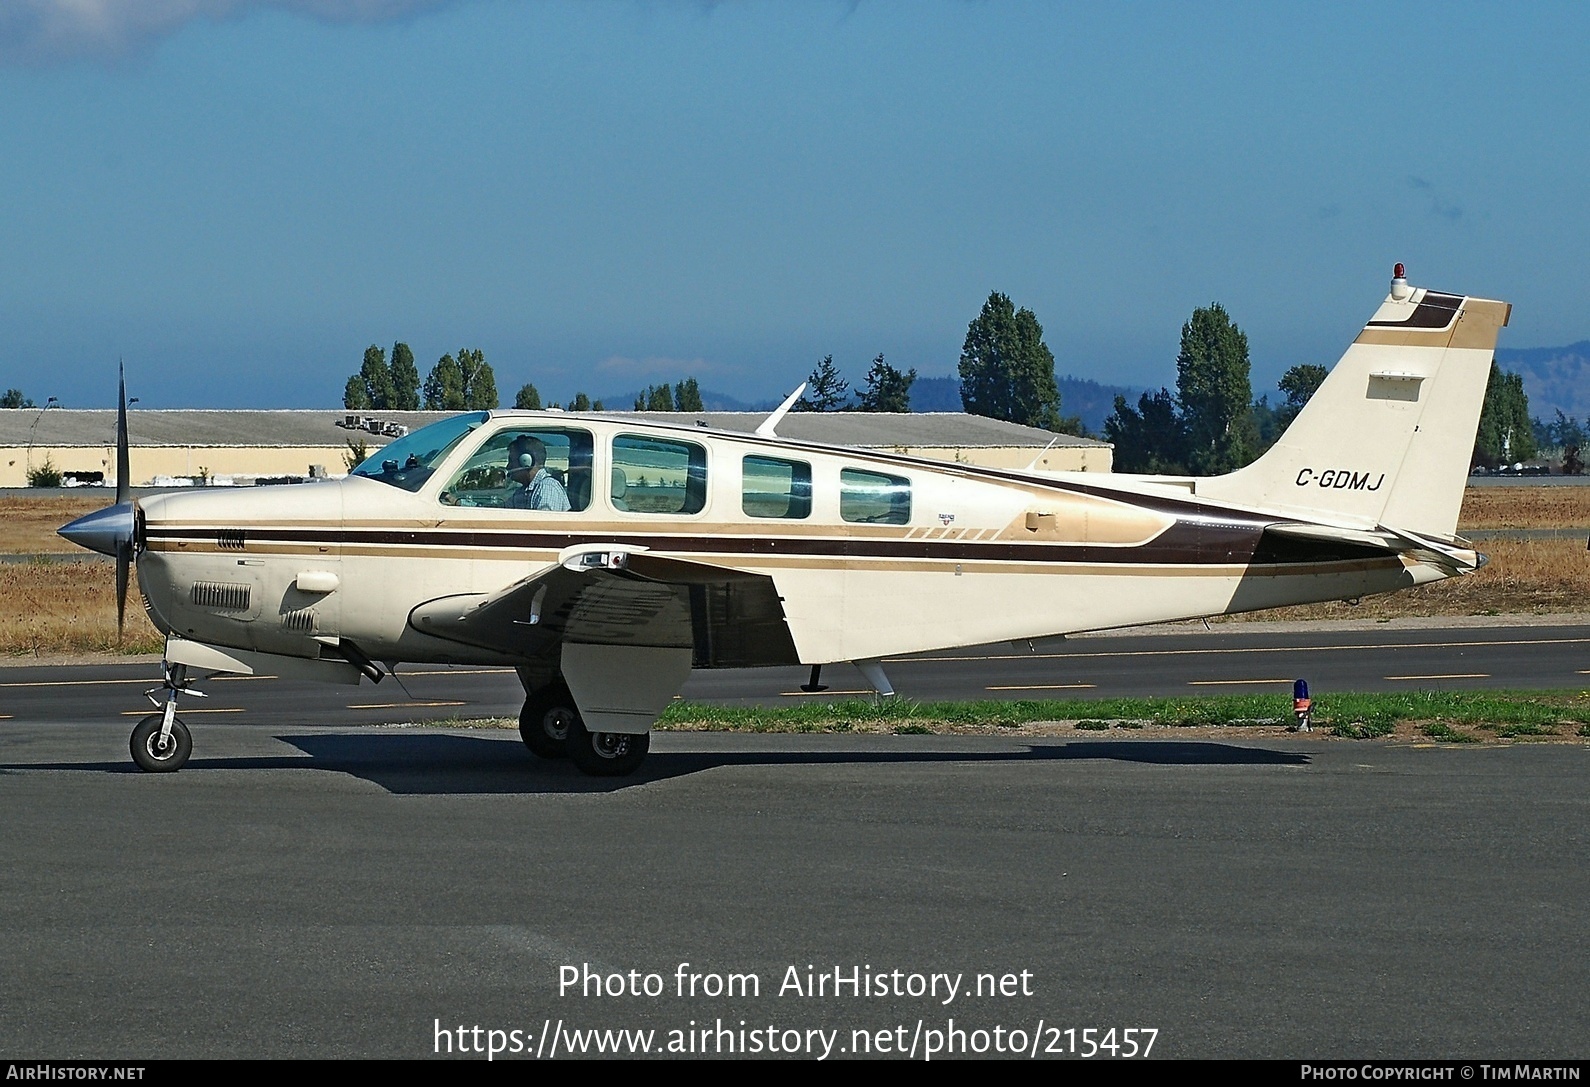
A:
[506,435,571,511]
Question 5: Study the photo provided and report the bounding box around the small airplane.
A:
[60,266,1509,776]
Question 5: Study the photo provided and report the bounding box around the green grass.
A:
[1421,722,1479,743]
[648,690,1590,739]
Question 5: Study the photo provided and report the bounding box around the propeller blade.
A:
[116,361,130,506]
[115,542,130,641]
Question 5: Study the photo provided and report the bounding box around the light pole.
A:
[24,396,59,478]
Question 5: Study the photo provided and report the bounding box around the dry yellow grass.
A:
[0,559,163,656]
[0,495,104,554]
[2,488,1586,656]
[1457,486,1590,530]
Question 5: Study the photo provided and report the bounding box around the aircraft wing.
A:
[408,544,798,666]
[1263,522,1485,574]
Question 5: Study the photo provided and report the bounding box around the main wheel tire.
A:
[519,685,578,759]
[566,719,650,777]
[130,713,192,773]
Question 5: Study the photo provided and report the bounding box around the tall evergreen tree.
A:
[343,375,371,411]
[389,343,421,410]
[455,348,498,410]
[1276,363,1329,429]
[857,354,916,412]
[798,355,850,411]
[958,292,1061,430]
[1103,389,1187,474]
[357,345,396,410]
[423,354,465,410]
[673,377,704,412]
[1474,361,1536,466]
[514,383,542,410]
[1176,303,1253,475]
[570,392,592,412]
[645,383,675,411]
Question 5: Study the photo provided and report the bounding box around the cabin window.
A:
[741,455,812,519]
[840,467,911,525]
[438,427,594,511]
[612,435,707,514]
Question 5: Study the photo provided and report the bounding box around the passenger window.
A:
[612,435,707,514]
[742,455,812,519]
[438,428,593,511]
[840,467,911,525]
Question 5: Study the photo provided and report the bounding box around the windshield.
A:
[349,412,486,492]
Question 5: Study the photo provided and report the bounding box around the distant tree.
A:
[457,348,497,410]
[343,376,370,411]
[514,383,543,410]
[673,377,704,412]
[355,345,396,410]
[423,354,465,410]
[646,384,675,411]
[1276,363,1330,429]
[426,349,497,410]
[592,399,605,412]
[857,354,916,412]
[1176,303,1253,475]
[798,355,850,411]
[1474,362,1536,467]
[1103,389,1188,474]
[389,343,421,410]
[26,455,61,487]
[958,292,1062,430]
[0,389,35,409]
[570,392,591,412]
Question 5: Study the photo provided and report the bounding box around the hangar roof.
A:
[0,409,1108,450]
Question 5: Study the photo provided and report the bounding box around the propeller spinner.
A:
[56,363,138,638]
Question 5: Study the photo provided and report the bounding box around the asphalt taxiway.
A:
[0,722,1585,1058]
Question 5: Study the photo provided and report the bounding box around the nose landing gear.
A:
[130,662,205,773]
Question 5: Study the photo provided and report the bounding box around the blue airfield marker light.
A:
[1293,678,1312,732]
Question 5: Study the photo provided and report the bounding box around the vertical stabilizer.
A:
[1198,270,1510,539]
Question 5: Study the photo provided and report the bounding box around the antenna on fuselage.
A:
[755,383,807,439]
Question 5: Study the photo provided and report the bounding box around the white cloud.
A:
[0,0,462,64]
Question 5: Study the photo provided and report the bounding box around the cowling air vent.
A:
[191,581,251,611]
[281,608,318,635]
[216,529,246,550]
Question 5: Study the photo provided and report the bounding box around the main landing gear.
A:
[130,662,203,773]
[517,682,650,777]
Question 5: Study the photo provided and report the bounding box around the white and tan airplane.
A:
[61,267,1509,776]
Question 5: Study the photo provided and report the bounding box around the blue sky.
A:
[1,1,1585,408]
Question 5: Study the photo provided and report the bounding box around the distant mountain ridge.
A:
[1495,342,1590,420]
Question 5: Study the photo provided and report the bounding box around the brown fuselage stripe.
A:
[144,521,1394,568]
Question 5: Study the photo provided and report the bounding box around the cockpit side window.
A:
[438,427,593,511]
[611,435,707,514]
[742,455,812,519]
[840,467,911,525]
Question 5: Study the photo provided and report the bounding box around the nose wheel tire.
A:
[130,713,192,773]
[519,684,577,759]
[565,718,649,777]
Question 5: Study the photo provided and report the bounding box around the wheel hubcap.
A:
[542,709,573,742]
[592,733,631,759]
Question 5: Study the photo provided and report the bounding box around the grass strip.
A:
[652,689,1590,740]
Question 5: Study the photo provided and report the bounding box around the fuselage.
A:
[132,410,1432,672]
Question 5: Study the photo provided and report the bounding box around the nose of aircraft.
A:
[58,502,136,557]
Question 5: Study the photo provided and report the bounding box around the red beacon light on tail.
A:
[1390,262,1413,301]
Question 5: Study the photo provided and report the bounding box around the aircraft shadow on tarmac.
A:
[1,733,1310,795]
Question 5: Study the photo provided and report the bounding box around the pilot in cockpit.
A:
[506,435,571,511]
